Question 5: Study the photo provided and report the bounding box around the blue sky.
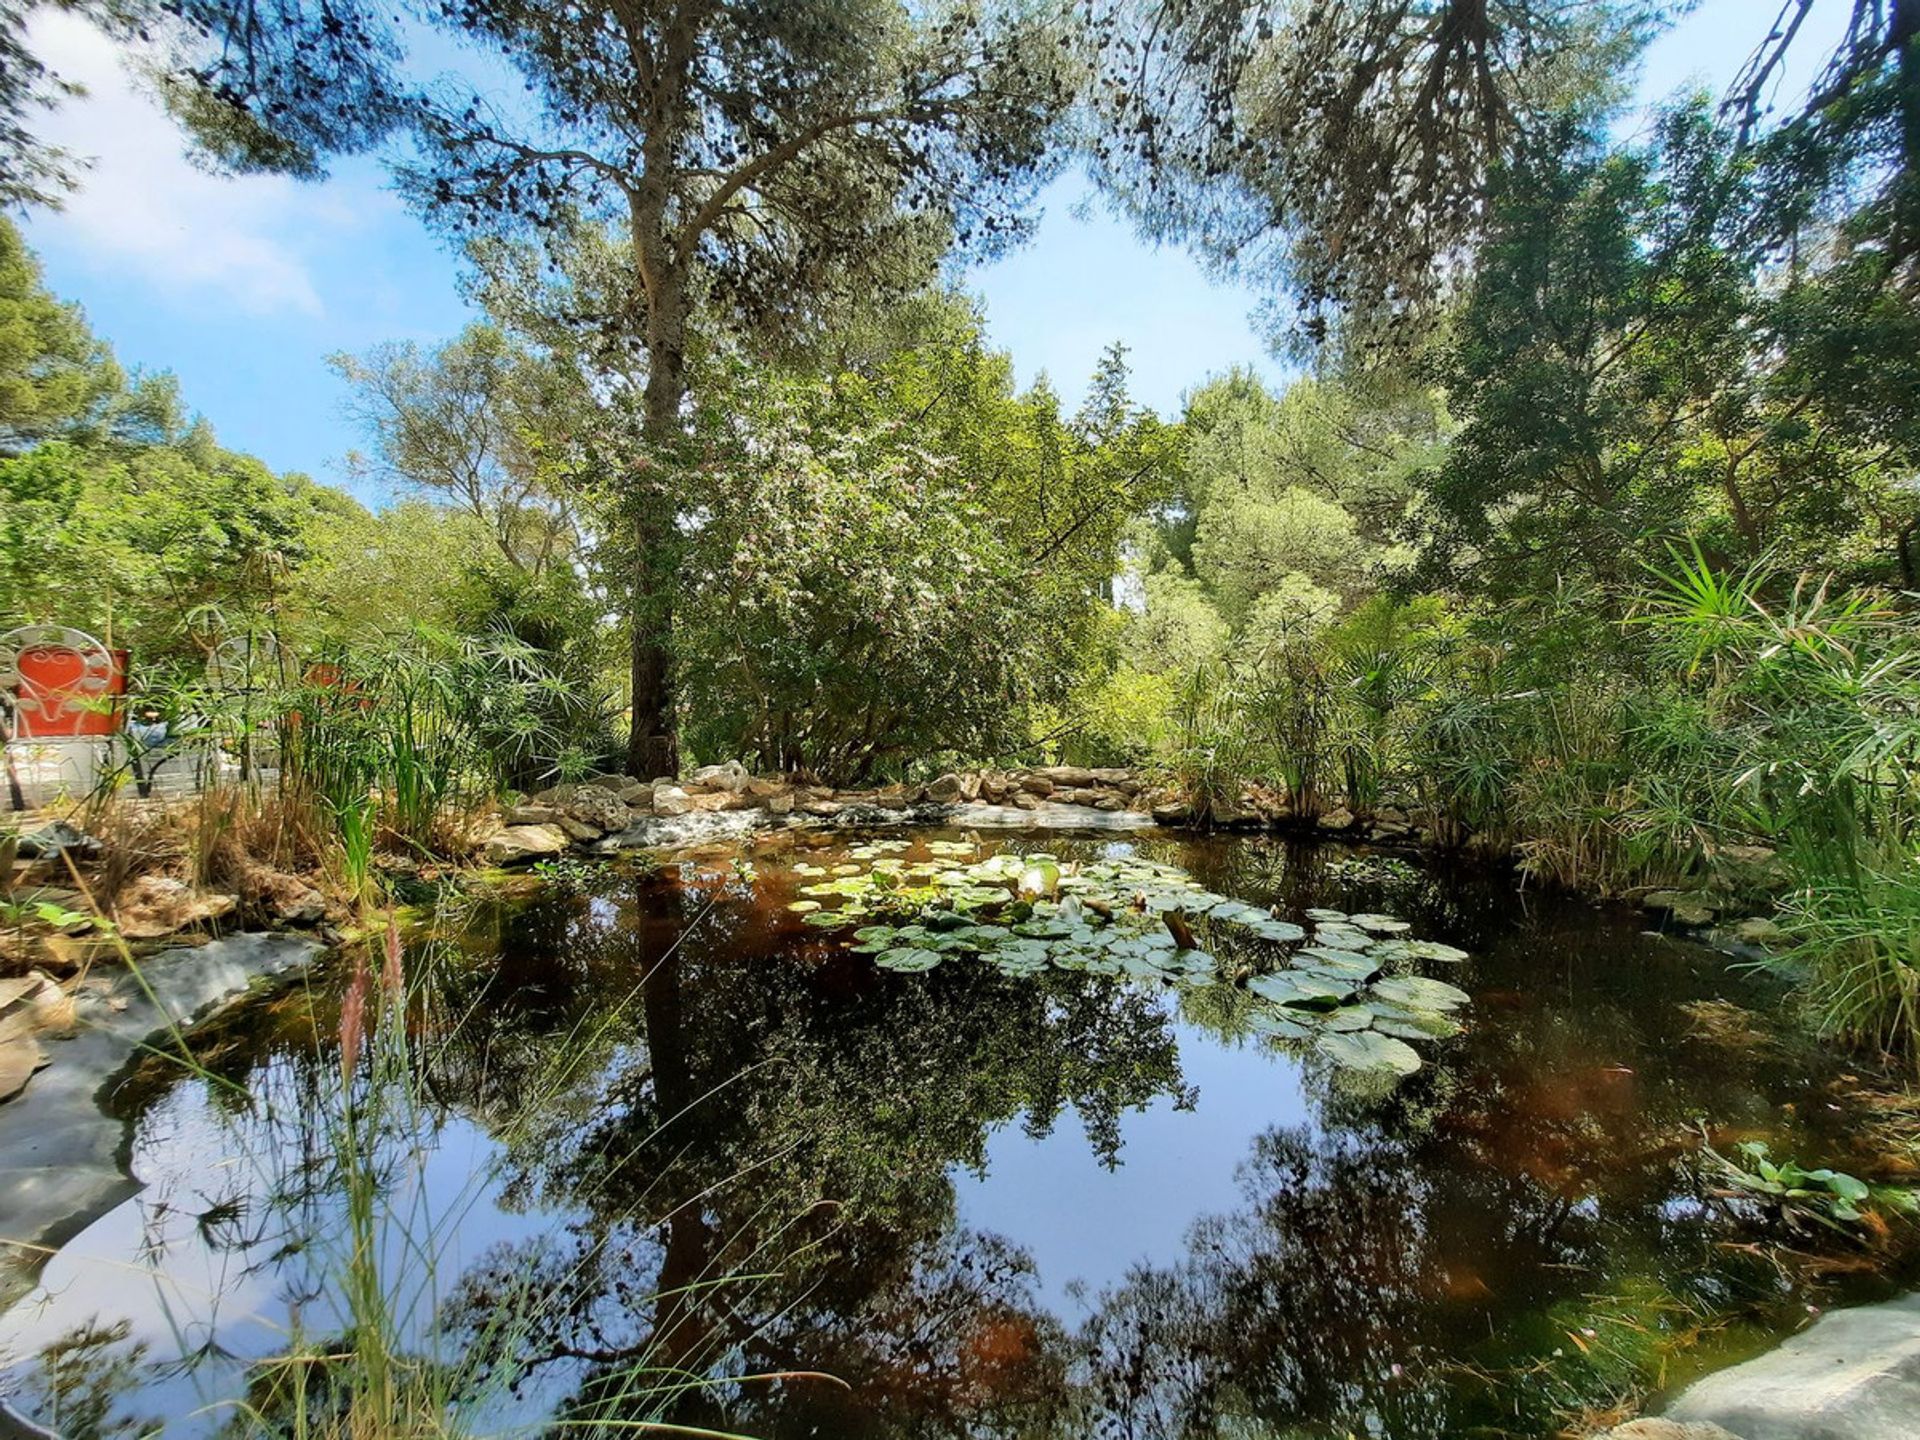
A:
[19,0,1848,505]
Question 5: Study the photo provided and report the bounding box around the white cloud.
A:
[23,11,391,318]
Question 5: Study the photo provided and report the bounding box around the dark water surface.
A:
[3,829,1915,1438]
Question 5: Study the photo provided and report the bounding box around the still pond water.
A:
[2,828,1915,1438]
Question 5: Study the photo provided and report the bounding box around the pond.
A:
[2,828,1916,1438]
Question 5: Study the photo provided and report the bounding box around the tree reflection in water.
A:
[8,835,1917,1439]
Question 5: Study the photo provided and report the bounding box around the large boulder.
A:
[687,761,750,794]
[483,824,570,865]
[652,785,695,817]
[1665,1292,1920,1440]
[1033,764,1097,788]
[1593,1424,1741,1440]
[565,785,632,834]
[921,771,967,806]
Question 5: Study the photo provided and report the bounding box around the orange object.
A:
[14,644,128,737]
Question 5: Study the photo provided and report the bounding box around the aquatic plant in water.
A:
[789,842,1469,1076]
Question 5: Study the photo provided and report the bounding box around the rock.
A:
[1034,765,1098,787]
[529,783,578,807]
[12,821,100,861]
[1647,890,1719,928]
[742,776,786,799]
[1210,799,1256,827]
[1665,1291,1920,1440]
[1593,1423,1742,1440]
[766,792,795,815]
[505,804,561,826]
[1377,806,1409,826]
[482,824,570,864]
[0,972,67,1102]
[1010,791,1041,811]
[689,761,750,793]
[0,1032,48,1104]
[113,876,238,940]
[979,773,1013,803]
[1730,916,1787,946]
[565,785,631,834]
[1093,792,1128,811]
[802,799,843,817]
[231,861,328,927]
[557,816,603,842]
[924,772,969,802]
[616,780,655,806]
[871,785,914,810]
[1372,821,1411,841]
[0,933,316,1306]
[1021,775,1056,797]
[1152,801,1191,825]
[652,785,694,817]
[689,791,740,813]
[270,884,328,927]
[1317,807,1357,833]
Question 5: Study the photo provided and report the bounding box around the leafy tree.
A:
[400,0,1079,776]
[1086,0,1652,353]
[675,313,1170,781]
[2,0,403,205]
[1192,486,1365,626]
[1420,104,1920,597]
[1125,571,1227,675]
[331,324,582,579]
[0,215,158,452]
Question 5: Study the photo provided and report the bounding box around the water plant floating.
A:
[790,846,1470,1077]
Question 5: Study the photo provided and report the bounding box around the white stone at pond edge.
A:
[652,785,694,816]
[1664,1292,1920,1440]
[1595,1424,1741,1440]
[688,761,750,793]
[483,824,570,864]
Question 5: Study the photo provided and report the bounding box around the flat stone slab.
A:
[1665,1291,1920,1440]
[0,932,317,1308]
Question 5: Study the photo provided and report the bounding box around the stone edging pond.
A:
[0,932,317,1311]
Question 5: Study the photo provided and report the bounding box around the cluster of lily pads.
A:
[785,840,1470,1077]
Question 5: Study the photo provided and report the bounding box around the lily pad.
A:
[1247,1009,1314,1040]
[1249,972,1353,1007]
[1316,1028,1423,1075]
[877,947,942,972]
[1349,913,1412,935]
[1369,974,1472,1012]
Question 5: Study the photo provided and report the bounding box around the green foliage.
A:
[678,311,1174,782]
[0,217,121,449]
[1706,1138,1914,1230]
[1422,104,1920,595]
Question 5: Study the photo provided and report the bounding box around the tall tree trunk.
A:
[625,278,688,779]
